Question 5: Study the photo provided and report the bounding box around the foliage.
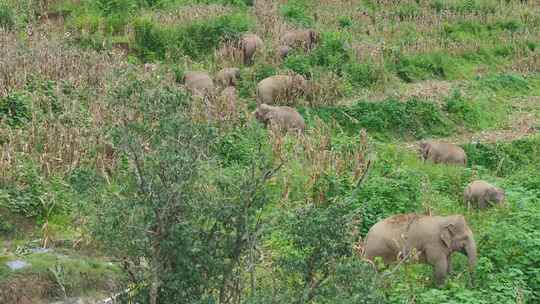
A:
[280,0,313,27]
[479,73,530,92]
[0,91,31,127]
[0,3,15,30]
[306,98,452,139]
[444,90,481,129]
[462,136,540,176]
[0,159,72,219]
[133,13,251,61]
[354,168,423,235]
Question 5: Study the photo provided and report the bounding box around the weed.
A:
[0,3,15,30]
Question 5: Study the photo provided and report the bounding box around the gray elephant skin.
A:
[253,103,305,133]
[241,34,263,65]
[256,75,308,105]
[420,141,467,166]
[464,180,505,209]
[280,29,319,51]
[182,71,215,96]
[216,67,241,87]
[364,213,477,286]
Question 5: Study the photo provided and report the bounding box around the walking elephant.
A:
[364,213,477,286]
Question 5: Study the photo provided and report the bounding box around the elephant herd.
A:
[363,141,506,285]
[178,30,507,286]
[181,30,316,133]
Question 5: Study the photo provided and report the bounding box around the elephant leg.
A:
[447,255,453,275]
[425,247,448,286]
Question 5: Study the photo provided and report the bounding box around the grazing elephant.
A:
[216,68,241,87]
[241,34,263,65]
[364,213,477,286]
[182,71,215,96]
[256,75,308,105]
[464,180,505,209]
[277,45,292,60]
[419,141,467,166]
[280,29,319,51]
[253,103,305,133]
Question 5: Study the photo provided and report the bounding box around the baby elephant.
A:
[277,45,292,60]
[419,141,467,166]
[464,180,505,209]
[182,71,215,96]
[364,213,477,286]
[216,68,241,87]
[257,75,308,105]
[253,103,305,133]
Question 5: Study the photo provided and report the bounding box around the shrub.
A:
[309,31,351,74]
[133,13,251,61]
[394,52,450,82]
[0,91,31,128]
[345,61,381,87]
[445,90,481,129]
[480,74,530,92]
[306,98,453,139]
[354,168,423,235]
[280,0,313,27]
[338,16,353,28]
[0,3,15,30]
[462,136,540,175]
[283,52,312,78]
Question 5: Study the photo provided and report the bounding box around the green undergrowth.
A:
[0,252,124,299]
[462,135,540,177]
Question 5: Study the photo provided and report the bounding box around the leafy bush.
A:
[345,61,381,87]
[478,192,540,301]
[0,92,31,128]
[354,168,423,235]
[0,160,72,219]
[480,74,530,92]
[394,52,451,82]
[309,31,351,74]
[134,12,251,61]
[445,90,481,129]
[0,3,15,30]
[306,98,453,139]
[462,136,540,175]
[280,0,313,27]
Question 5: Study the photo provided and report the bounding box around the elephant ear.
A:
[440,224,456,248]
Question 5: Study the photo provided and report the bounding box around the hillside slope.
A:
[0,0,539,303]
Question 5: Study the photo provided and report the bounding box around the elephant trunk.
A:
[465,238,477,271]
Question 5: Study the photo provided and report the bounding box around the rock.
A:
[6,260,30,271]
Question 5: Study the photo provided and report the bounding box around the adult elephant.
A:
[363,213,477,286]
[256,74,308,105]
[419,141,467,166]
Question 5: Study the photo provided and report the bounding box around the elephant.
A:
[277,45,292,60]
[280,29,319,51]
[182,71,215,96]
[419,141,467,166]
[364,213,477,286]
[464,180,505,209]
[256,75,308,105]
[240,34,263,65]
[253,103,305,133]
[216,68,241,87]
